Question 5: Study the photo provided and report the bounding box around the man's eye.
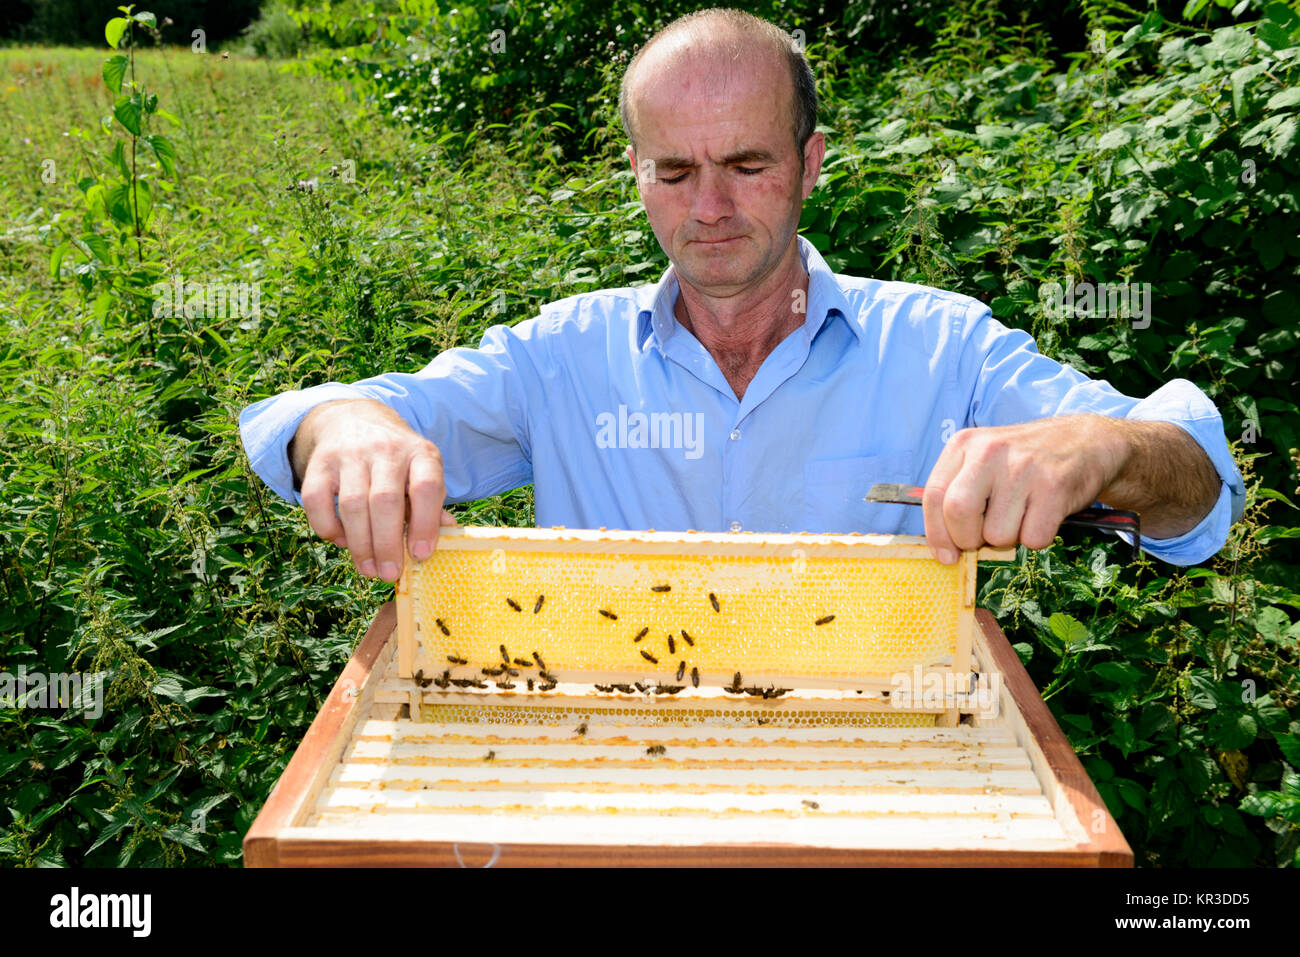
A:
[659,173,688,184]
[736,167,763,175]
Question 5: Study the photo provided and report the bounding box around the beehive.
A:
[245,529,1132,866]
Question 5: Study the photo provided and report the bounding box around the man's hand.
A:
[922,415,1220,564]
[290,399,455,581]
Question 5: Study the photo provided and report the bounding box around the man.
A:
[239,8,1244,583]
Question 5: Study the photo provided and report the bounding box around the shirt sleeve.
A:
[238,317,550,507]
[954,304,1245,566]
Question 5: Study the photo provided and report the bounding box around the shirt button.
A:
[729,521,742,533]
[729,429,741,441]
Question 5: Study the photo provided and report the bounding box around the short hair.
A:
[619,8,818,154]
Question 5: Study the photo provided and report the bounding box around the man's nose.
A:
[689,166,734,224]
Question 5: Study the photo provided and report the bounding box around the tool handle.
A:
[863,484,1142,560]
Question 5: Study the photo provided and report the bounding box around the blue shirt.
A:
[239,236,1244,565]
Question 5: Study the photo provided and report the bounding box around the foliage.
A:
[0,0,1296,867]
[287,0,834,159]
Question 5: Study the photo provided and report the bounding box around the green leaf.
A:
[1048,613,1090,652]
[49,242,68,280]
[145,134,176,177]
[1098,128,1132,151]
[105,17,129,48]
[1094,661,1144,687]
[113,96,143,136]
[1267,88,1300,112]
[103,54,128,93]
[1257,21,1296,50]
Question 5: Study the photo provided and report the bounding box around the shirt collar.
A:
[635,234,861,353]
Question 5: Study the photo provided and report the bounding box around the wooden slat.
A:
[972,609,1133,867]
[314,786,1057,817]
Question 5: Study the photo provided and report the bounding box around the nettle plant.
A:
[49,6,176,351]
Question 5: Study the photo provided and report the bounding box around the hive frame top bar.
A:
[421,526,1017,562]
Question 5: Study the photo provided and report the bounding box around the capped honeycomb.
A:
[399,528,978,693]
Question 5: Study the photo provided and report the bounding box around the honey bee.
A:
[533,595,545,614]
[435,618,451,636]
[575,719,589,737]
[801,799,819,810]
[651,584,671,593]
[527,678,535,692]
[613,683,635,694]
[709,592,720,613]
[680,629,694,646]
[667,636,676,655]
[598,609,618,620]
[484,750,496,761]
[469,679,488,689]
[633,681,650,694]
[532,651,546,670]
[434,670,450,689]
[503,666,519,677]
[691,667,699,688]
[640,649,658,664]
[514,658,533,668]
[814,615,835,626]
[413,669,425,685]
[539,670,558,684]
[634,627,649,642]
[726,672,743,693]
[447,655,467,665]
[500,644,510,663]
[506,598,522,612]
[481,665,504,676]
[497,680,516,691]
[537,681,557,692]
[645,745,666,756]
[594,684,615,693]
[676,661,686,682]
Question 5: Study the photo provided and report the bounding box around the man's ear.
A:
[800,132,826,198]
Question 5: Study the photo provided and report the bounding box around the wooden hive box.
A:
[245,528,1132,867]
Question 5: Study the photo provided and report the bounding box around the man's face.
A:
[627,54,824,298]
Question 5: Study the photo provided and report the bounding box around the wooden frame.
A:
[244,602,1132,868]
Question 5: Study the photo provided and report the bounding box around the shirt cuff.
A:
[1116,379,1246,566]
[238,382,371,505]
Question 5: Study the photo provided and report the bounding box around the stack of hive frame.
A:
[245,528,1132,866]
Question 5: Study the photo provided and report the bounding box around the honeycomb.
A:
[420,702,936,728]
[401,528,969,691]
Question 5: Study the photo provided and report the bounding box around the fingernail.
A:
[360,559,377,577]
[412,540,431,560]
[938,548,958,565]
[380,562,399,580]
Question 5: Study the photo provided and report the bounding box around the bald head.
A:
[619,9,817,156]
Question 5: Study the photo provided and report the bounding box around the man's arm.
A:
[921,305,1243,565]
[239,319,549,580]
[921,413,1222,563]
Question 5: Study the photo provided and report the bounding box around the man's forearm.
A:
[1095,418,1222,540]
